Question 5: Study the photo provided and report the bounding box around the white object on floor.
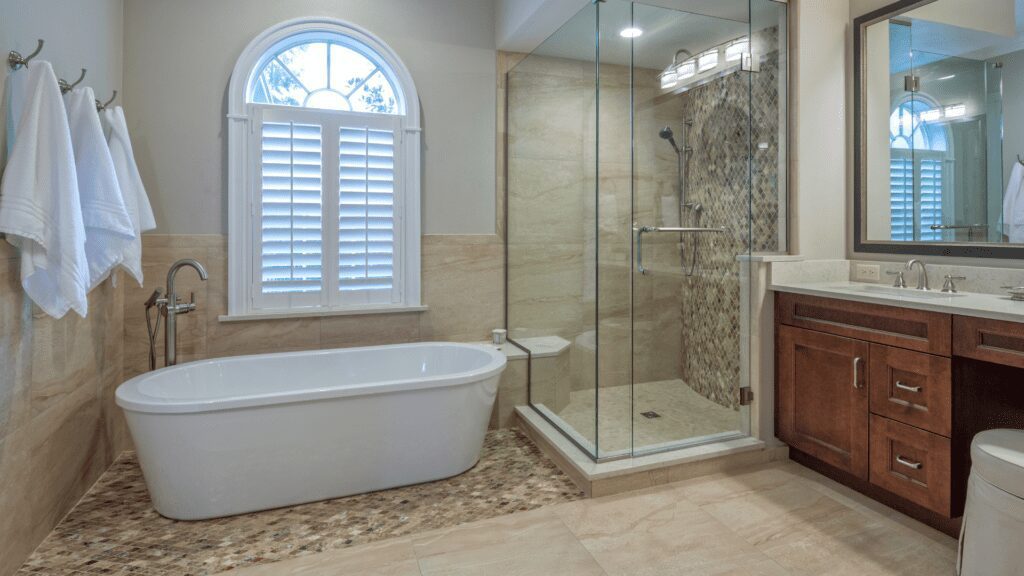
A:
[115,342,507,520]
[1003,162,1024,243]
[958,428,1024,576]
[0,61,89,318]
[101,106,156,286]
[65,87,135,289]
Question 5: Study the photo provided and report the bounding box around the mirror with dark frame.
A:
[854,0,1024,258]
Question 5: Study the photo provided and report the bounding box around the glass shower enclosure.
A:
[506,0,788,460]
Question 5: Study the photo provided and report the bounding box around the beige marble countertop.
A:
[770,280,1024,323]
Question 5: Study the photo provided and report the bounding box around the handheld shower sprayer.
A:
[659,126,681,155]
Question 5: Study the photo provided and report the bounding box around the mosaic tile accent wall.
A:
[677,27,783,410]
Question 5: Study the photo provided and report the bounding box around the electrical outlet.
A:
[854,264,881,283]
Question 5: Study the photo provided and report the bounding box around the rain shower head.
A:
[659,126,680,154]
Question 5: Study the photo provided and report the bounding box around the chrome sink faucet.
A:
[145,258,209,369]
[905,259,929,291]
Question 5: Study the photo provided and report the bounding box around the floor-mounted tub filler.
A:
[116,342,507,520]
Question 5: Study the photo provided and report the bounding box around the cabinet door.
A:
[777,325,870,479]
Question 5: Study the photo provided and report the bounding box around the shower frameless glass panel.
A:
[626,0,788,457]
[506,3,599,458]
[507,0,787,461]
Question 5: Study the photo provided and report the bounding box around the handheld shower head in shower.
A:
[659,126,681,154]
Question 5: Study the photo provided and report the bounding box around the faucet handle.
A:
[886,270,907,288]
[942,275,967,294]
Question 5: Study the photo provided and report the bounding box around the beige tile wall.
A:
[123,234,505,379]
[0,242,127,576]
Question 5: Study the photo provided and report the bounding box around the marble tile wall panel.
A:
[125,234,504,379]
[0,251,126,576]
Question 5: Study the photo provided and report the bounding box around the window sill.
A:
[218,305,429,323]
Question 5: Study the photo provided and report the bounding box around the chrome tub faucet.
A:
[145,258,209,369]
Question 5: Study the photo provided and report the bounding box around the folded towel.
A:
[1003,162,1024,243]
[65,86,135,290]
[101,106,155,286]
[0,61,89,318]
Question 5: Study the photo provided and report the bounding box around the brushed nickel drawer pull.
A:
[853,357,863,388]
[895,381,922,393]
[896,455,923,470]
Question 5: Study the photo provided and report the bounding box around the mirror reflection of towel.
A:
[1004,163,1024,244]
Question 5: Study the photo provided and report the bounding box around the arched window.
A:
[889,97,950,242]
[227,18,421,317]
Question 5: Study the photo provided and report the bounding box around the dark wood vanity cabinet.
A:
[777,291,1024,532]
[776,292,955,522]
[777,325,870,479]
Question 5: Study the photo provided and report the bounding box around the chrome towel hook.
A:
[59,68,87,94]
[95,90,118,111]
[7,39,44,70]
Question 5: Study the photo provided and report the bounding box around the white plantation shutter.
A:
[229,22,421,318]
[338,120,401,305]
[260,122,324,295]
[251,107,404,310]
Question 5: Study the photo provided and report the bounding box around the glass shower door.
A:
[627,0,787,455]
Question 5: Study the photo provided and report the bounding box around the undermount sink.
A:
[846,284,966,299]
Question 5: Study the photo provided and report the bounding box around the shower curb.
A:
[514,406,789,498]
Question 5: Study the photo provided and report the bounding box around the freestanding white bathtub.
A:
[116,342,506,520]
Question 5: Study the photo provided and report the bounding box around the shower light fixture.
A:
[659,49,694,90]
[725,37,749,62]
[944,104,966,118]
[677,59,696,79]
[620,27,643,38]
[697,49,719,72]
[660,69,678,90]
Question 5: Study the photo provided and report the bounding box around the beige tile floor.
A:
[554,380,741,455]
[232,460,958,576]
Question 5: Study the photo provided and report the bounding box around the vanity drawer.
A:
[776,293,951,355]
[953,315,1024,370]
[869,415,951,517]
[869,345,951,437]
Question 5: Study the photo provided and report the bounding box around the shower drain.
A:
[640,411,661,419]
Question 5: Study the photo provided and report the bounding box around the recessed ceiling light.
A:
[619,27,643,38]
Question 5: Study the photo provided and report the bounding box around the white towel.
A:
[101,106,155,286]
[1003,162,1024,244]
[0,61,89,318]
[65,87,135,290]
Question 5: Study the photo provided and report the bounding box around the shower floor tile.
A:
[16,429,583,576]
[554,380,741,455]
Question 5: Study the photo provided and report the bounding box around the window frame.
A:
[227,17,422,318]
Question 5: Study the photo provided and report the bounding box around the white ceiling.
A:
[898,0,1024,61]
[525,0,784,71]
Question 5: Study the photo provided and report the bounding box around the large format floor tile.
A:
[227,459,958,576]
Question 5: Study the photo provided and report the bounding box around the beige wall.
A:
[0,2,129,575]
[122,0,497,235]
[0,0,123,167]
[124,234,503,378]
[791,0,849,260]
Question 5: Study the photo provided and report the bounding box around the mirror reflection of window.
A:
[888,98,950,242]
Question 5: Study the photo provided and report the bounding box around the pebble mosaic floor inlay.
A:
[17,429,584,576]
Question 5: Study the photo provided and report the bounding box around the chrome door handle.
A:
[895,455,923,470]
[895,381,922,393]
[853,357,863,389]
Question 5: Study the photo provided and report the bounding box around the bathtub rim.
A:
[116,342,506,415]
